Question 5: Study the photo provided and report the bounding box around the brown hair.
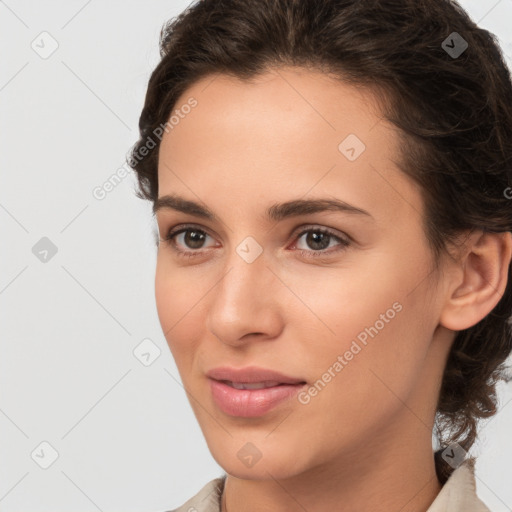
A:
[128,0,512,483]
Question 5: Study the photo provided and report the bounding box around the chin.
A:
[206,435,312,480]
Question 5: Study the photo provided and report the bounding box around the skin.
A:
[154,66,512,512]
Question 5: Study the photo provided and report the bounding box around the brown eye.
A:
[293,227,350,258]
[163,226,216,258]
[179,229,207,249]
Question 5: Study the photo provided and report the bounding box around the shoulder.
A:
[427,459,491,512]
[166,476,226,512]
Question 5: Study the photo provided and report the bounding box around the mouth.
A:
[208,377,307,417]
[205,366,307,417]
[206,365,306,385]
[220,380,303,390]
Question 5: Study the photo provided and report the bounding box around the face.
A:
[154,67,453,480]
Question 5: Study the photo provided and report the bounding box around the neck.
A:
[221,424,442,512]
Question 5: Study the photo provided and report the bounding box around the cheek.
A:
[281,254,408,349]
[294,250,434,399]
[154,258,206,361]
[154,260,176,338]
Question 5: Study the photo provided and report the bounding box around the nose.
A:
[206,246,284,346]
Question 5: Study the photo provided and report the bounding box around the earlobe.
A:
[440,231,512,332]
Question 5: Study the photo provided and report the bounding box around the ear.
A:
[440,230,512,331]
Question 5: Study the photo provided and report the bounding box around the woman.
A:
[128,0,512,510]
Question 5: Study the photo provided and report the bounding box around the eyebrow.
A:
[153,194,373,222]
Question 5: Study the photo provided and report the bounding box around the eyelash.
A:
[162,224,351,260]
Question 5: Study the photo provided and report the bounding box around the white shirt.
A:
[168,459,491,512]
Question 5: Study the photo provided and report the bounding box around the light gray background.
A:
[1,1,512,511]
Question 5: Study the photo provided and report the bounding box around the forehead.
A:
[156,67,423,226]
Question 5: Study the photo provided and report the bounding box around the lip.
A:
[206,366,307,417]
[206,366,306,384]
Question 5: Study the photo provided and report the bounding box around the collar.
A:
[426,459,490,512]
